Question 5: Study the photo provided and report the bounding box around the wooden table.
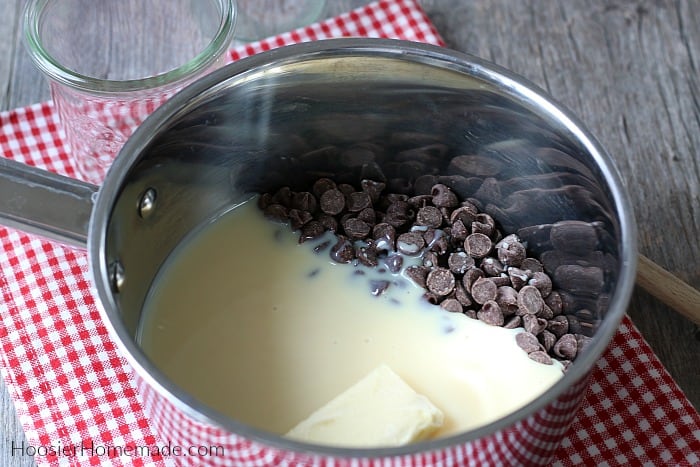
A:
[1,1,698,465]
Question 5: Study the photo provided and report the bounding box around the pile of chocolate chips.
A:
[259,178,592,370]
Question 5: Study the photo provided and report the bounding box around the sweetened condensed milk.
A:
[138,199,563,441]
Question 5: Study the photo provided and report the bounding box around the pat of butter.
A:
[285,364,444,447]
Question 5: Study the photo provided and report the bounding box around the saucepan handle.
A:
[0,157,98,248]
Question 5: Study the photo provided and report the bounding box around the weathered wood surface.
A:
[1,0,698,465]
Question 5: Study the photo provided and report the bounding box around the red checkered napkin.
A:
[0,1,698,466]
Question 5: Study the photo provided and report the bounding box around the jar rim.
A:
[22,0,237,93]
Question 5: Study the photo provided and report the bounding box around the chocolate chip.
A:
[288,209,313,230]
[490,275,511,287]
[346,191,372,212]
[385,254,403,273]
[508,267,530,290]
[426,267,456,296]
[271,186,293,207]
[462,267,484,291]
[405,265,429,287]
[343,217,371,239]
[465,233,492,258]
[360,162,386,183]
[448,251,474,274]
[496,234,526,267]
[372,223,396,251]
[547,315,569,338]
[356,207,376,226]
[431,183,459,208]
[481,257,505,276]
[263,203,288,222]
[463,309,477,320]
[449,219,469,243]
[544,290,563,316]
[516,332,541,353]
[407,194,433,209]
[384,200,413,228]
[449,204,478,226]
[369,280,391,296]
[423,292,440,305]
[320,189,346,215]
[454,282,473,307]
[259,174,586,368]
[340,211,357,229]
[330,236,354,263]
[397,232,425,255]
[312,178,337,198]
[318,213,338,233]
[528,350,553,365]
[471,220,492,237]
[258,192,274,210]
[424,229,449,255]
[521,257,544,273]
[522,314,547,335]
[471,277,497,304]
[477,300,504,326]
[504,315,522,329]
[416,206,443,228]
[472,213,496,237]
[337,183,355,197]
[439,207,453,224]
[291,191,317,213]
[465,197,483,211]
[356,244,378,267]
[517,285,544,315]
[299,220,325,243]
[412,173,438,194]
[495,286,519,316]
[539,330,557,352]
[538,304,554,320]
[553,334,578,360]
[385,193,409,204]
[529,271,553,298]
[423,251,440,268]
[360,179,385,203]
[440,298,463,313]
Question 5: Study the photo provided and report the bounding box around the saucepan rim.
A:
[87,38,637,458]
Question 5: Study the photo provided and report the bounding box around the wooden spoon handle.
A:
[636,254,700,326]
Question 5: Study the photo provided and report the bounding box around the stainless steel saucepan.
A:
[0,39,637,466]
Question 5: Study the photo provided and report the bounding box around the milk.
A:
[138,199,563,440]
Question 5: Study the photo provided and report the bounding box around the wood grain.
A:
[1,1,698,465]
[637,254,700,326]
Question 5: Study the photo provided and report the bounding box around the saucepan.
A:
[0,39,636,466]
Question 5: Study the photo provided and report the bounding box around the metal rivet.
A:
[138,188,157,218]
[109,261,125,293]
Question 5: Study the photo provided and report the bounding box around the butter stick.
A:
[285,364,444,447]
